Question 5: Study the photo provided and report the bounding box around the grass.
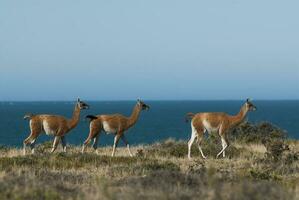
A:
[0,123,298,199]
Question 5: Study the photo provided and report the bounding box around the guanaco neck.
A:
[68,104,81,130]
[230,104,248,127]
[127,104,142,128]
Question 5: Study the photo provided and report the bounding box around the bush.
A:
[229,122,287,143]
[263,139,289,161]
[248,168,280,181]
[146,139,193,158]
[284,151,299,165]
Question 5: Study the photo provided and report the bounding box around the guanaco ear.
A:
[77,98,80,102]
[246,98,250,103]
[137,99,142,106]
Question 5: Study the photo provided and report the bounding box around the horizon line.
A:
[0,99,298,102]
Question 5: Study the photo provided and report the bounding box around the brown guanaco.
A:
[186,99,257,159]
[23,98,89,155]
[82,99,150,157]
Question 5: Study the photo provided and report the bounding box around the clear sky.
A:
[0,0,298,101]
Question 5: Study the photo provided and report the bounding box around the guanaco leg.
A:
[23,133,40,155]
[196,130,206,159]
[29,138,38,154]
[92,133,100,154]
[188,124,206,159]
[82,130,100,153]
[121,135,133,157]
[188,129,196,159]
[216,125,229,158]
[61,136,67,152]
[111,133,122,157]
[23,122,41,155]
[82,121,101,153]
[50,136,61,153]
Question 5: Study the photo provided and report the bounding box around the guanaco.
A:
[23,98,89,155]
[82,99,150,157]
[186,99,257,159]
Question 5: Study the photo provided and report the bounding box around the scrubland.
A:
[0,122,298,200]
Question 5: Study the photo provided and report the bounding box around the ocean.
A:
[0,100,298,147]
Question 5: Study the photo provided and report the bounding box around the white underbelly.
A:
[43,121,56,135]
[202,120,219,133]
[102,121,116,134]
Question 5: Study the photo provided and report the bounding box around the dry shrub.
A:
[95,170,294,200]
[0,169,86,200]
[263,139,290,161]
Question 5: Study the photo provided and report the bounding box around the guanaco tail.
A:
[82,99,150,157]
[23,98,89,155]
[187,98,257,159]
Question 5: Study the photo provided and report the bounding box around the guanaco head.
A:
[137,99,150,111]
[77,98,90,110]
[245,98,257,111]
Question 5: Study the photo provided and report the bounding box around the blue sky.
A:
[0,0,298,101]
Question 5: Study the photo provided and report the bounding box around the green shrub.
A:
[229,122,287,143]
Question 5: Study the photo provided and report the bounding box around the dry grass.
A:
[0,138,298,200]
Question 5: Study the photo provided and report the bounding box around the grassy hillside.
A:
[0,122,298,200]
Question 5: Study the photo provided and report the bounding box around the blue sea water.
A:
[0,101,298,147]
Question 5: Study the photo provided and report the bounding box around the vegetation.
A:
[229,121,287,143]
[0,122,298,200]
